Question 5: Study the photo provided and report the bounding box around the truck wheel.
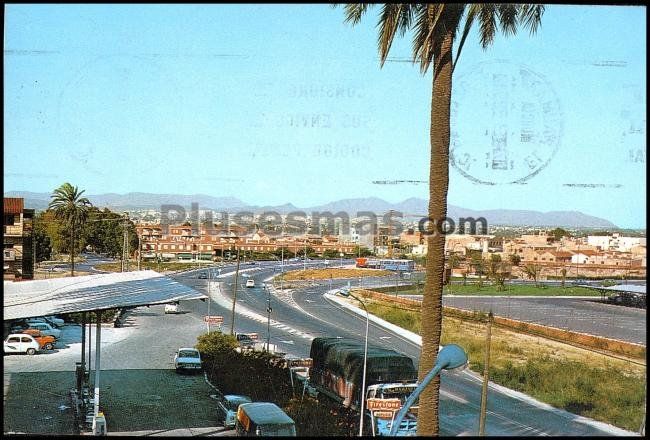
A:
[44,343,53,350]
[26,348,36,355]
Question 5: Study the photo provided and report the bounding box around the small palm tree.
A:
[337,3,545,435]
[48,183,92,277]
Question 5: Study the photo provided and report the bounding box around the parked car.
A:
[235,333,257,349]
[27,317,64,329]
[198,272,208,279]
[9,320,30,333]
[24,322,61,339]
[164,303,180,314]
[19,329,57,350]
[3,334,40,355]
[174,348,202,373]
[235,402,296,436]
[216,394,252,429]
[43,315,65,327]
[245,279,255,288]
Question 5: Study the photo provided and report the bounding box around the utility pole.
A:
[266,283,272,352]
[137,233,141,271]
[206,267,211,333]
[230,248,241,335]
[479,311,493,436]
[122,213,129,272]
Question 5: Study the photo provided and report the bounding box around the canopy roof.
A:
[3,270,207,320]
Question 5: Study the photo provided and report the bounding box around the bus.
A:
[355,258,415,272]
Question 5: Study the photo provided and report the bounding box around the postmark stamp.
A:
[450,60,563,185]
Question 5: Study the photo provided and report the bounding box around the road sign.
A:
[366,398,401,411]
[288,358,313,368]
[204,315,223,324]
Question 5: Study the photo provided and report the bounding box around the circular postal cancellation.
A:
[450,60,563,185]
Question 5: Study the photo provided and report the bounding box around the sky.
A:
[3,4,647,228]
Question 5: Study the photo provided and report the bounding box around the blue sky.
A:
[4,4,646,228]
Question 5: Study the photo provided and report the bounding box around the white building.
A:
[587,233,646,252]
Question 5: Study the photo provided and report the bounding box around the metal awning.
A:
[3,270,207,320]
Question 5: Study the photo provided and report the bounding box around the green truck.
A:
[308,337,419,436]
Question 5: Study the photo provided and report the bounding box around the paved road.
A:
[5,260,640,436]
[396,295,646,346]
[176,264,639,436]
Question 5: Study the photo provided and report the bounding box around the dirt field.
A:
[280,267,392,281]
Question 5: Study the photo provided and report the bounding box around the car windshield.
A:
[179,350,199,358]
[227,397,251,410]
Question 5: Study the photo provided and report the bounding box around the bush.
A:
[195,331,364,434]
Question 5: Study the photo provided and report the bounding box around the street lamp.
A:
[388,344,468,436]
[337,289,369,437]
[264,283,272,352]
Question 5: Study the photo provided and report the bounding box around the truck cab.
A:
[365,382,419,436]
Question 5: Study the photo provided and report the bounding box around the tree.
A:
[523,263,542,287]
[337,4,544,434]
[560,267,567,288]
[48,183,92,276]
[470,252,485,288]
[550,227,571,241]
[509,253,522,266]
[486,254,509,291]
[354,245,374,257]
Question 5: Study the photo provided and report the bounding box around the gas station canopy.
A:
[3,270,207,321]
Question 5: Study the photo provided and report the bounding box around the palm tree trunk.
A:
[418,30,454,436]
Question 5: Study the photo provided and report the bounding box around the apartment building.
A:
[3,198,34,280]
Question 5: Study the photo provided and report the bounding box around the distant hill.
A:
[4,191,618,228]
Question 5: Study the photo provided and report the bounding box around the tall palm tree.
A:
[338,4,544,435]
[48,182,92,277]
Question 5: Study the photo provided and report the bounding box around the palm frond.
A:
[342,3,371,26]
[377,4,416,67]
[452,4,479,73]
[412,4,445,74]
[497,3,518,36]
[519,4,545,35]
[478,3,497,48]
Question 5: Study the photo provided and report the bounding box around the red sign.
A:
[204,316,223,324]
[366,398,401,411]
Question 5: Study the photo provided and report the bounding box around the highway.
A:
[173,261,638,436]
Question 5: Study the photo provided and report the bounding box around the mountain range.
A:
[4,191,618,228]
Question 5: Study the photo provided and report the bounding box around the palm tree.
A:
[48,183,92,277]
[337,4,544,435]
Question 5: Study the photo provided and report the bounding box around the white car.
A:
[4,334,40,355]
[25,322,61,339]
[164,303,180,314]
[174,348,202,373]
[245,279,255,288]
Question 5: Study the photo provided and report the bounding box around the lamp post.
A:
[337,289,369,437]
[388,344,468,436]
[265,283,272,352]
[206,268,211,333]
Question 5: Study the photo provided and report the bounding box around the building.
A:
[3,198,34,280]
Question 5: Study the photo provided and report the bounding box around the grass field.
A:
[389,283,601,296]
[361,299,645,432]
[94,261,214,273]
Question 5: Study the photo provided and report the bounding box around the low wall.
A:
[353,288,646,359]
